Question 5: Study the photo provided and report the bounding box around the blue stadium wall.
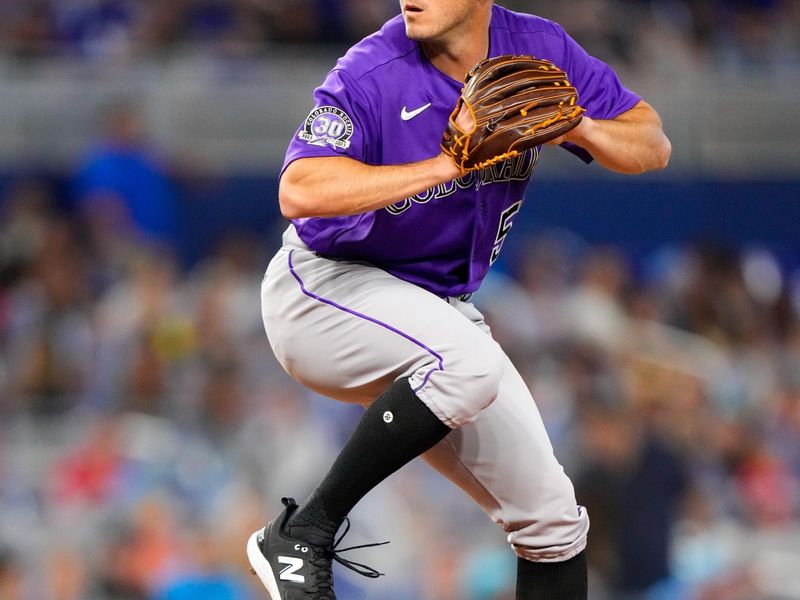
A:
[2,175,798,272]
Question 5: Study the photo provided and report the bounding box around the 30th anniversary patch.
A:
[298,106,354,150]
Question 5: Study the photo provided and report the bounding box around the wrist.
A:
[565,115,594,145]
[433,151,463,182]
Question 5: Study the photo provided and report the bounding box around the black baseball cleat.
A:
[246,497,388,600]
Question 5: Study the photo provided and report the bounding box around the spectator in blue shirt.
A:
[73,102,179,248]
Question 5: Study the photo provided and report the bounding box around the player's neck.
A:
[421,12,491,82]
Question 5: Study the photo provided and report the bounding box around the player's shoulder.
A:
[492,4,565,38]
[332,15,419,85]
[488,4,575,66]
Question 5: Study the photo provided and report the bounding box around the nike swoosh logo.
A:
[401,103,432,121]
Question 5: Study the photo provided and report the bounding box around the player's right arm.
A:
[279,153,461,219]
[281,62,476,219]
[280,80,473,219]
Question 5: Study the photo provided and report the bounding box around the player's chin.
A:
[404,27,424,41]
[403,21,435,42]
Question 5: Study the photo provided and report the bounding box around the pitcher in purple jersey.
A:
[247,2,671,599]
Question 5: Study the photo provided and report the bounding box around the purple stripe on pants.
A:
[287,250,444,393]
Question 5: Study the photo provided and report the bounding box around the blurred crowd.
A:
[1,140,800,599]
[0,3,798,600]
[0,0,798,66]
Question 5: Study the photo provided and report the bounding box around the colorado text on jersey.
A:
[385,148,539,216]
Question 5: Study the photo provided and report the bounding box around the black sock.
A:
[286,377,450,546]
[516,551,587,600]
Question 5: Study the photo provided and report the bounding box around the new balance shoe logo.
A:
[278,556,305,583]
[401,103,432,121]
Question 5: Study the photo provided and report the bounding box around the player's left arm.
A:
[552,99,671,175]
[545,22,671,175]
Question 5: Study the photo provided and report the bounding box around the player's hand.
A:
[436,98,476,180]
[437,93,475,181]
[454,101,475,133]
[434,101,474,181]
[546,115,594,146]
[435,149,466,181]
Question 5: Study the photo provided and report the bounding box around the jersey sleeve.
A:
[552,23,641,120]
[281,68,375,176]
[543,23,641,163]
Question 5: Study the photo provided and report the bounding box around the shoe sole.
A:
[247,528,283,600]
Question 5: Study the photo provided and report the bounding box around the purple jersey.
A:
[282,4,640,297]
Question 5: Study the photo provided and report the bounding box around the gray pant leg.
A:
[422,350,589,562]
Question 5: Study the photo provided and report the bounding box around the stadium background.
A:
[1,1,799,599]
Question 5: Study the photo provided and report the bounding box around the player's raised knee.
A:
[452,343,506,421]
[473,346,506,403]
[415,339,505,427]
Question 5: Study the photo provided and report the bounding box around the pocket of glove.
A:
[441,54,585,172]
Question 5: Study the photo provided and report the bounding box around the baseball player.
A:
[247,1,671,599]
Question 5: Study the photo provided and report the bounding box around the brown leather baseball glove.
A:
[441,55,585,172]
